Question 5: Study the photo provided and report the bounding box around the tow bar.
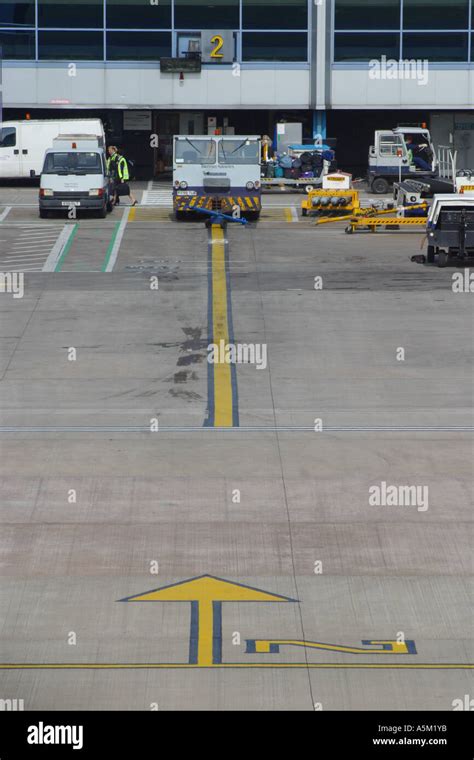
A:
[191,206,248,227]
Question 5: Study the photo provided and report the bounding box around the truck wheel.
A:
[437,250,448,268]
[245,211,260,222]
[175,211,186,221]
[302,208,308,217]
[426,245,435,263]
[371,177,390,194]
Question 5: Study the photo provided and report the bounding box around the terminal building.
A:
[1,0,473,177]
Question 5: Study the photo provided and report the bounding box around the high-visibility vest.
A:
[117,156,129,181]
[106,153,118,173]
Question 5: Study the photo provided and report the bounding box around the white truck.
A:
[368,126,455,195]
[0,118,105,179]
[39,135,114,218]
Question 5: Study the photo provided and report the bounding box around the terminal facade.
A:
[1,0,473,176]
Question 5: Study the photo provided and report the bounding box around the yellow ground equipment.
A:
[311,199,429,232]
[344,203,429,233]
[302,188,360,217]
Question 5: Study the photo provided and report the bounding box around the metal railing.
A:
[437,145,457,184]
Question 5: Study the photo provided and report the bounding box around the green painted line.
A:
[101,221,121,272]
[54,224,78,272]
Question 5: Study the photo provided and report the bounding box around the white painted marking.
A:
[6,267,40,272]
[13,233,60,240]
[0,207,12,223]
[141,181,172,207]
[104,206,130,272]
[11,243,56,250]
[4,256,52,263]
[42,225,76,272]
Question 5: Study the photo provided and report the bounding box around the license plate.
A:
[61,201,81,206]
[176,191,197,197]
[460,185,474,193]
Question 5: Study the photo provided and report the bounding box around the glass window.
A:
[334,32,400,61]
[379,134,405,156]
[39,31,104,59]
[38,0,103,28]
[218,138,260,164]
[0,0,35,28]
[403,0,468,30]
[335,0,400,30]
[0,30,35,58]
[0,127,17,147]
[242,32,307,61]
[42,151,102,174]
[175,138,216,164]
[106,0,171,29]
[107,31,171,60]
[242,0,307,30]
[403,32,468,61]
[174,0,239,29]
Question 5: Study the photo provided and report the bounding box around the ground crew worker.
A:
[106,145,119,174]
[261,135,273,162]
[405,137,431,172]
[113,148,137,207]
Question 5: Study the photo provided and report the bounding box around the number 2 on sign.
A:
[210,35,224,58]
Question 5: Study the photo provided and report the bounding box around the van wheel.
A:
[106,199,114,213]
[98,203,107,219]
[426,245,435,263]
[39,209,49,219]
[371,177,390,194]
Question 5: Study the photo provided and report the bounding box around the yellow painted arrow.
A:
[120,575,296,666]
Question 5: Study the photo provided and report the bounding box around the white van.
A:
[39,135,114,218]
[0,118,105,179]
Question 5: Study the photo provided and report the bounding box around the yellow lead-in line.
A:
[0,663,472,670]
[210,224,234,427]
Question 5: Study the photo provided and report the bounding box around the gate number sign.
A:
[201,30,234,63]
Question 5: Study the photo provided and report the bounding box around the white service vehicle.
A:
[426,193,474,267]
[173,135,261,220]
[39,135,114,218]
[368,126,437,193]
[0,118,104,179]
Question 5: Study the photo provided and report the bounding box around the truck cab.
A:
[369,127,436,194]
[39,135,114,218]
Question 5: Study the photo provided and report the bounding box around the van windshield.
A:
[42,151,103,175]
[175,139,216,165]
[218,139,260,165]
